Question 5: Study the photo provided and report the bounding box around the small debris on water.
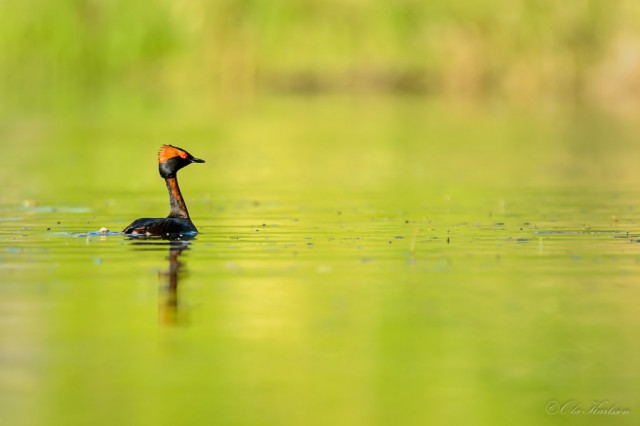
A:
[98,227,109,234]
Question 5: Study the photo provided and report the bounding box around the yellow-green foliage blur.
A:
[2,0,640,106]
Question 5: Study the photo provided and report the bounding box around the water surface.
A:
[1,98,639,425]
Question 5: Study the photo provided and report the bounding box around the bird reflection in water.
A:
[128,237,193,326]
[159,239,191,325]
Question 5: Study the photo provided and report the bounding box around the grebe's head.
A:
[158,145,205,178]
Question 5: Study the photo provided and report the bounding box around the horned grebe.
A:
[122,145,205,237]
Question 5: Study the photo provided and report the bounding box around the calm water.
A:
[1,98,639,425]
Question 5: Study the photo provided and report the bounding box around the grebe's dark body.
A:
[123,145,204,237]
[123,217,198,235]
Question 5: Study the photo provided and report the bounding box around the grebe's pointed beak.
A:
[191,157,205,163]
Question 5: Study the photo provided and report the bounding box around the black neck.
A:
[165,177,190,219]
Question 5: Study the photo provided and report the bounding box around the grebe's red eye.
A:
[180,152,188,159]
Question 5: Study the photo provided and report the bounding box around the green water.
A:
[1,97,639,425]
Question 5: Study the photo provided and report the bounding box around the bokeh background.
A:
[2,0,640,110]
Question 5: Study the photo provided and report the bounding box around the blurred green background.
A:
[2,0,640,110]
